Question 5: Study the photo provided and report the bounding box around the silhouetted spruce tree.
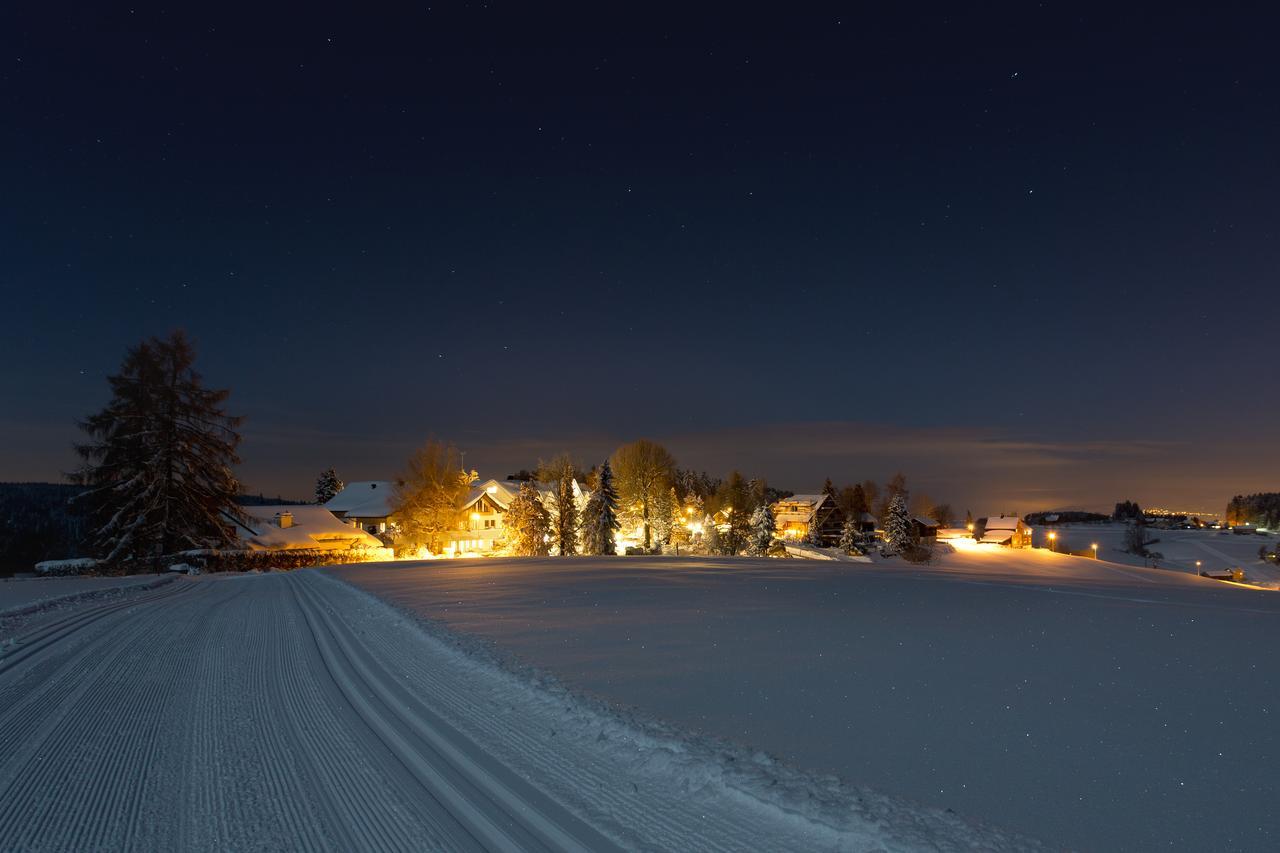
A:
[581,459,621,555]
[547,457,579,556]
[314,468,343,504]
[74,331,244,562]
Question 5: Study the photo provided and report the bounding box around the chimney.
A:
[277,511,294,529]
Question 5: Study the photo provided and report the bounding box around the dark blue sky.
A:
[1,4,1276,512]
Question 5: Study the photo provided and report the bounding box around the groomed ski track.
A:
[0,570,1033,852]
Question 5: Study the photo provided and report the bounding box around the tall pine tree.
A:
[504,482,551,556]
[839,518,862,554]
[546,456,579,556]
[882,492,915,555]
[314,468,343,504]
[581,459,621,555]
[74,331,244,562]
[747,503,776,556]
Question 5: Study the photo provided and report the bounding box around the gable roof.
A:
[463,479,522,511]
[324,481,395,518]
[233,505,384,551]
[462,478,589,512]
[984,515,1023,531]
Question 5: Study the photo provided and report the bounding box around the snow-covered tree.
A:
[73,332,245,562]
[804,509,827,547]
[612,439,676,549]
[838,518,862,554]
[314,468,343,504]
[504,482,551,556]
[394,439,476,553]
[881,492,915,555]
[650,484,677,547]
[747,503,776,556]
[581,459,621,555]
[703,518,720,555]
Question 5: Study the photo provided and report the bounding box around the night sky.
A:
[2,4,1276,513]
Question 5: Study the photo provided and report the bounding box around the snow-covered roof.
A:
[983,515,1022,531]
[463,479,522,511]
[913,516,939,528]
[779,494,826,507]
[772,494,830,517]
[979,530,1014,544]
[234,505,384,551]
[324,481,395,518]
[858,512,878,524]
[462,478,588,512]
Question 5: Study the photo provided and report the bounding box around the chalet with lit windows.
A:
[771,494,845,546]
[324,481,396,534]
[978,515,1032,548]
[446,478,589,555]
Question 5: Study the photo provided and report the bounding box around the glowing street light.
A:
[1091,543,1098,559]
[1047,531,1057,551]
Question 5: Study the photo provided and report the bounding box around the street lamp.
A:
[1195,560,1202,574]
[1047,531,1057,552]
[1091,543,1098,559]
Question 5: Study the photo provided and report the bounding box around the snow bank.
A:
[0,573,176,619]
[33,558,99,577]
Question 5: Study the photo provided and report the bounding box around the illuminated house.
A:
[324,481,396,534]
[978,515,1032,548]
[446,478,589,555]
[231,505,386,551]
[771,494,845,545]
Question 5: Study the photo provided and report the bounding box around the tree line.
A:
[58,331,963,569]
[1225,493,1280,529]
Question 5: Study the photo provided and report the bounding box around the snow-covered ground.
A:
[0,573,174,616]
[335,551,1280,851]
[0,569,1035,852]
[1032,521,1280,584]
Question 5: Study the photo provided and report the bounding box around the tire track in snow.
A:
[288,575,617,852]
[0,570,1038,851]
[0,579,210,850]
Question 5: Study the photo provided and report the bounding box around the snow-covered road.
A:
[0,570,1029,852]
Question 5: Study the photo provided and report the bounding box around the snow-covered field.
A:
[1036,522,1280,584]
[0,569,1034,852]
[335,550,1280,852]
